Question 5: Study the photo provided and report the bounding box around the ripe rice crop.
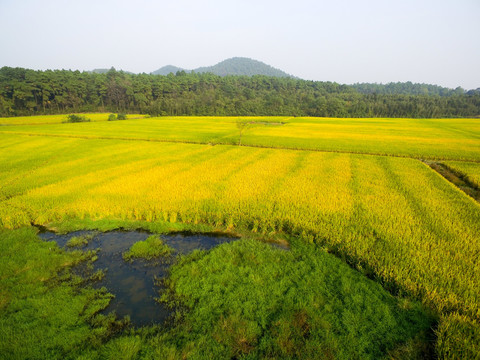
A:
[1,115,480,357]
[1,134,479,323]
[0,116,479,160]
[0,113,146,125]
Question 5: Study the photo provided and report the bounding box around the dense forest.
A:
[351,82,479,96]
[1,66,479,118]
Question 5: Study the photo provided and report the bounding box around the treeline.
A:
[1,66,479,118]
[351,82,478,96]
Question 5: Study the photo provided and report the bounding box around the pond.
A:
[38,230,237,327]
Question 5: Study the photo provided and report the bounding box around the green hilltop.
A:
[151,57,293,77]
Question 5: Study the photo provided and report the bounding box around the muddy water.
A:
[38,230,237,327]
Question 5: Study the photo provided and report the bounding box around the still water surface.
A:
[39,230,236,327]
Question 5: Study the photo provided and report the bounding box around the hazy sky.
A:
[1,0,479,89]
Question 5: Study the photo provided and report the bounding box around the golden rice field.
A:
[1,115,480,358]
[0,113,146,125]
[1,116,479,160]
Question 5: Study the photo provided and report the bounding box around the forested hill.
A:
[90,68,134,75]
[152,65,185,76]
[152,57,293,77]
[193,57,293,77]
[1,66,479,118]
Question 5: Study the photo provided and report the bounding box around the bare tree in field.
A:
[236,119,253,146]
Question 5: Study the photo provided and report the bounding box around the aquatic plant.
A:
[66,233,95,248]
[123,235,174,261]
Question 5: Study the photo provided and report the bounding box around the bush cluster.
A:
[108,113,128,121]
[63,114,90,123]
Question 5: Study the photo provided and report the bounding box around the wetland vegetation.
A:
[1,114,479,359]
[37,230,237,328]
[122,235,174,262]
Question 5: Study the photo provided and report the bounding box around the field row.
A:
[443,160,480,187]
[1,134,480,328]
[1,116,479,160]
[0,113,146,125]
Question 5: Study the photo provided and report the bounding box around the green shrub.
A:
[63,114,90,123]
[108,113,117,121]
[117,113,127,120]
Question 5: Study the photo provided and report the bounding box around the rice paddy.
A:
[0,113,146,125]
[1,115,479,359]
[0,116,479,160]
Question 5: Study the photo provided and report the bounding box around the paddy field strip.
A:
[0,113,146,125]
[1,115,480,358]
[0,116,479,161]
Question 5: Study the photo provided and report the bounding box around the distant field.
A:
[0,113,146,125]
[242,117,480,161]
[1,115,480,358]
[0,116,478,160]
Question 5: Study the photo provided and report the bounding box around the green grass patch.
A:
[66,233,96,248]
[123,235,174,261]
[0,227,127,359]
[157,239,435,359]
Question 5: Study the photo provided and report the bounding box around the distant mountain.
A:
[90,68,111,74]
[151,65,186,76]
[151,57,294,78]
[194,57,293,77]
[89,67,134,75]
